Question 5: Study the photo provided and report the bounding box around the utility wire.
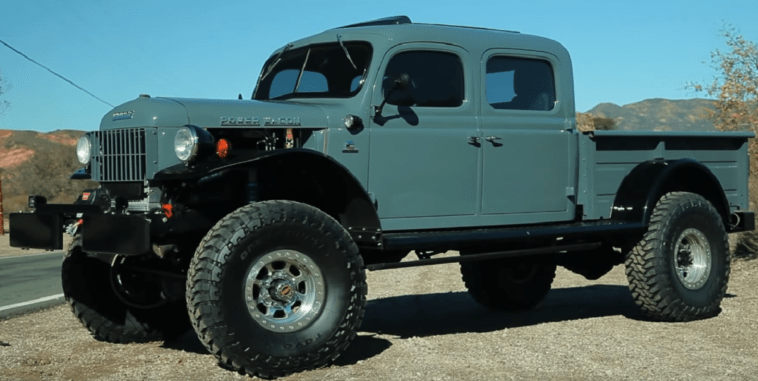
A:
[0,38,115,108]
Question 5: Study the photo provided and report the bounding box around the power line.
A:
[0,38,115,108]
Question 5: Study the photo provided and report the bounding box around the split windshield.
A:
[254,41,372,101]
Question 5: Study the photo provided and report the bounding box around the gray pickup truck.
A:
[10,16,755,378]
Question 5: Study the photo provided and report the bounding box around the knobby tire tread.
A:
[62,237,173,343]
[624,192,730,322]
[186,201,367,379]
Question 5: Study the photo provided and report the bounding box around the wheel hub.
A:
[271,281,297,303]
[673,228,712,290]
[244,250,325,332]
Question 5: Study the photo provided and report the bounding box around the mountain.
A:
[0,129,95,215]
[587,98,717,131]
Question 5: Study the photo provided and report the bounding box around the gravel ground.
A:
[1,249,757,381]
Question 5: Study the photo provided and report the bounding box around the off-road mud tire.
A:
[625,192,730,321]
[460,255,557,311]
[186,201,367,379]
[62,237,191,343]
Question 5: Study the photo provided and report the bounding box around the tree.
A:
[592,116,616,130]
[576,112,616,132]
[690,27,758,259]
[689,26,758,132]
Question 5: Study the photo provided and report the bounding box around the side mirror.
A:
[395,73,410,90]
[375,73,412,119]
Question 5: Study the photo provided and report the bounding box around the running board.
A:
[365,242,601,271]
[381,221,645,251]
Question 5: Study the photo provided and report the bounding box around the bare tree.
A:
[689,26,758,132]
[690,26,758,259]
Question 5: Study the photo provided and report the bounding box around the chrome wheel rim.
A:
[244,250,325,332]
[673,228,712,290]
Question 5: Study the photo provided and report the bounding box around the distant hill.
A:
[587,98,717,131]
[0,129,95,215]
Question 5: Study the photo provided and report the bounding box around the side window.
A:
[486,56,555,111]
[350,75,364,92]
[269,69,328,99]
[383,51,464,107]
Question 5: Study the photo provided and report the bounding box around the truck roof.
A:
[280,15,571,63]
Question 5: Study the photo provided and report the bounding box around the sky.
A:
[0,0,757,133]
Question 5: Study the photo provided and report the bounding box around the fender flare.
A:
[611,159,730,226]
[154,149,382,240]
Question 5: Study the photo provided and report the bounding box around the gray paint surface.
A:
[578,132,751,220]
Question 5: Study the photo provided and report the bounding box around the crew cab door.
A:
[479,49,576,223]
[367,44,479,228]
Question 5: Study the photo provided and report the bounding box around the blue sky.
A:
[0,0,756,132]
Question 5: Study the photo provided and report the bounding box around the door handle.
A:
[485,136,502,142]
[468,136,481,145]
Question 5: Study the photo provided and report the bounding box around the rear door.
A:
[479,49,576,223]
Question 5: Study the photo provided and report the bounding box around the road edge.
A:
[0,294,66,320]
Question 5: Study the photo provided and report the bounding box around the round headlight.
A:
[76,135,91,165]
[174,127,199,162]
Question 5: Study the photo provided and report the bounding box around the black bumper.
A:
[10,204,151,256]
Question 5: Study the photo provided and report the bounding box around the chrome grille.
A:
[92,128,147,182]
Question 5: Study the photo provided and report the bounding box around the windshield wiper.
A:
[337,34,357,70]
[252,43,293,99]
[293,48,311,93]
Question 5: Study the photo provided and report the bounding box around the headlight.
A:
[174,127,199,162]
[76,135,91,165]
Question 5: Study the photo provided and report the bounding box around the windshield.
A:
[254,41,372,101]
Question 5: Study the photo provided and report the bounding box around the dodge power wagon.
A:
[10,16,755,378]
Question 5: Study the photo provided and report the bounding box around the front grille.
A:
[92,128,147,182]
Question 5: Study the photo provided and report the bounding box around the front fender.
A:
[154,149,382,240]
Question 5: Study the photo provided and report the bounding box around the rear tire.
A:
[625,192,730,321]
[62,237,191,343]
[186,201,367,378]
[460,255,556,311]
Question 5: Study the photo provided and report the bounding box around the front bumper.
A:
[10,203,151,256]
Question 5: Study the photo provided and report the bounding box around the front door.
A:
[368,44,479,229]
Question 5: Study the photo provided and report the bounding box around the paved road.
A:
[0,252,64,314]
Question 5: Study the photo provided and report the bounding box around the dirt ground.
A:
[1,244,757,380]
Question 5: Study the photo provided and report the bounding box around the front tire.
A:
[625,192,730,321]
[62,238,191,343]
[186,201,367,378]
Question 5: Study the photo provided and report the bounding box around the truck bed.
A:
[577,130,753,221]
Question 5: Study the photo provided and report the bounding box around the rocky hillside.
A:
[0,129,96,215]
[586,98,717,131]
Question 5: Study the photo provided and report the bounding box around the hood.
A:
[100,96,330,130]
[100,96,188,130]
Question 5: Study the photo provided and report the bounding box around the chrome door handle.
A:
[485,136,502,142]
[468,136,481,144]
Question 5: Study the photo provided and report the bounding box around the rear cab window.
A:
[485,56,556,111]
